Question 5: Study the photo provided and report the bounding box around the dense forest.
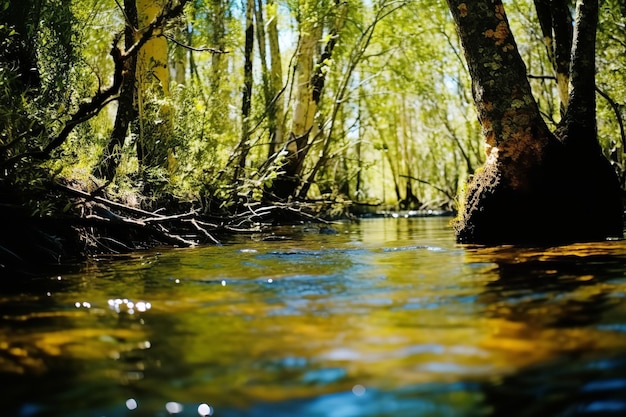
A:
[1,0,625,266]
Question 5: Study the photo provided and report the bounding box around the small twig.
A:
[399,174,455,201]
[527,74,556,81]
[143,211,198,223]
[86,213,145,226]
[97,236,134,252]
[155,223,197,246]
[224,225,263,233]
[284,205,333,223]
[189,218,219,228]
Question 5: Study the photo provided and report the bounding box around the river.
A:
[2,217,626,417]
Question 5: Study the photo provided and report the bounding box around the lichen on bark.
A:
[447,0,623,244]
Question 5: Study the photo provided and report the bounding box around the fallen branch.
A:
[58,183,166,219]
[190,219,221,245]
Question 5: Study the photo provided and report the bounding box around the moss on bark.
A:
[454,133,623,245]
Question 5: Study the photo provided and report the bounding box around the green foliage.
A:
[597,0,626,184]
[2,0,625,219]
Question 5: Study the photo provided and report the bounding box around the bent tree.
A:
[446,0,623,244]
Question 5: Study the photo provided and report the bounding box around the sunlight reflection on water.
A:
[1,218,626,417]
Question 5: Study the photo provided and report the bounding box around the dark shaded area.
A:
[455,136,624,245]
[0,206,84,277]
[483,354,626,417]
[473,246,626,416]
[0,1,42,93]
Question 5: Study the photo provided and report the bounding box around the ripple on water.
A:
[2,218,626,417]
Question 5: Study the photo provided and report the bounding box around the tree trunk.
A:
[295,0,396,200]
[448,0,623,244]
[135,0,173,171]
[233,0,255,181]
[266,0,285,159]
[254,0,270,104]
[94,0,139,181]
[264,16,321,201]
[207,0,229,133]
[533,0,572,112]
[173,15,190,86]
[266,0,347,201]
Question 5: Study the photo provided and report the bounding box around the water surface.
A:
[2,217,626,417]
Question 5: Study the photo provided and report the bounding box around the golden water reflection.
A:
[1,218,625,416]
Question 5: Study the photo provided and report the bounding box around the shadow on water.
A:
[465,243,626,417]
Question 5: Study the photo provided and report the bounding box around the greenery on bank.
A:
[0,0,625,264]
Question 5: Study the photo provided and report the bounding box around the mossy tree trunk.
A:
[447,0,623,244]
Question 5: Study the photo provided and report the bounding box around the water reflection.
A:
[482,353,626,417]
[464,243,626,417]
[469,243,626,333]
[1,218,626,417]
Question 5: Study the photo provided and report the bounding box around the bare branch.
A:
[399,174,455,201]
[163,34,228,54]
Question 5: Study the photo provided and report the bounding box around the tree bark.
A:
[135,0,173,171]
[533,0,572,112]
[448,0,623,244]
[94,0,139,181]
[266,0,347,201]
[264,11,321,201]
[266,0,285,159]
[233,0,255,181]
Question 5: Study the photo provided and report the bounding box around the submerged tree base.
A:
[454,137,624,245]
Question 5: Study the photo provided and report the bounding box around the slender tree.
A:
[233,0,255,181]
[94,0,139,181]
[533,0,573,113]
[135,0,174,171]
[264,0,348,201]
[265,0,285,159]
[297,0,403,200]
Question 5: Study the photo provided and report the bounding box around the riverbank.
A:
[1,180,457,277]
